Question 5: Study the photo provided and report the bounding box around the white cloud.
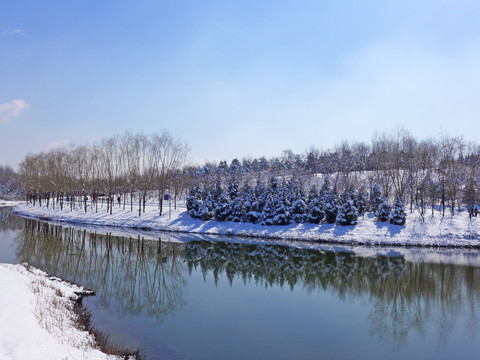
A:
[1,28,23,36]
[0,100,29,123]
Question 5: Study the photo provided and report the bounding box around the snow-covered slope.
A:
[0,263,119,360]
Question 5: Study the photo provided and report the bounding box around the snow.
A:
[0,263,119,360]
[13,201,480,248]
[0,200,21,207]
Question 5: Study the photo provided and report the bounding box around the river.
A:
[1,206,480,359]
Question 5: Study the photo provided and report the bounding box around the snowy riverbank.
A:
[0,263,120,360]
[14,202,480,247]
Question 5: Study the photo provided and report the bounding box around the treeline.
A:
[186,129,480,219]
[0,165,20,199]
[12,128,480,221]
[18,131,189,215]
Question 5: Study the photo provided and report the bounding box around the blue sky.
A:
[1,0,479,168]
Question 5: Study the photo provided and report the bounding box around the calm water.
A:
[1,206,480,359]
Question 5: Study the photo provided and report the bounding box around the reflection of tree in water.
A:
[185,240,480,348]
[16,219,187,321]
[0,206,25,230]
[11,217,480,349]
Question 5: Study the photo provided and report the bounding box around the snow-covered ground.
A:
[0,200,21,207]
[14,201,480,247]
[0,263,119,360]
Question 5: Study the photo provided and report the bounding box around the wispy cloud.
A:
[1,28,23,36]
[0,100,29,123]
[47,139,71,150]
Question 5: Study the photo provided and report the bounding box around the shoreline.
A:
[0,263,127,359]
[13,202,480,248]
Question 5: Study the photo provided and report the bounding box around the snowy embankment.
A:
[0,200,21,207]
[0,263,119,360]
[14,202,480,247]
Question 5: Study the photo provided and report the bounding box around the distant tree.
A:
[463,177,478,218]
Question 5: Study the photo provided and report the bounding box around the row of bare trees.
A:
[19,131,189,215]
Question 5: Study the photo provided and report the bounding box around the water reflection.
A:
[3,211,480,358]
[17,219,187,321]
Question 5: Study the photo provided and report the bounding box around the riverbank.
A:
[14,202,480,247]
[0,263,120,359]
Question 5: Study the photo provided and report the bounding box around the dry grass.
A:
[73,301,145,359]
[26,264,145,359]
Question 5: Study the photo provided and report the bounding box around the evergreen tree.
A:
[199,192,214,221]
[320,178,331,204]
[242,183,255,214]
[186,186,202,219]
[357,186,369,215]
[307,186,324,224]
[228,178,239,200]
[389,196,406,225]
[324,190,338,224]
[214,192,230,221]
[376,198,392,222]
[273,193,291,225]
[269,176,279,194]
[253,180,268,214]
[370,184,383,212]
[337,199,358,226]
[291,198,307,223]
[230,196,245,222]
[212,178,223,203]
[261,195,277,225]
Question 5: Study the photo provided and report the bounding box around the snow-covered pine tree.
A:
[242,183,254,214]
[320,178,331,204]
[186,186,202,219]
[230,195,245,222]
[254,180,268,213]
[325,201,337,223]
[307,185,324,224]
[212,178,223,203]
[214,192,230,221]
[389,196,406,225]
[261,194,277,225]
[228,178,239,200]
[273,193,291,225]
[370,184,383,212]
[291,198,307,223]
[269,176,279,195]
[199,192,214,221]
[287,178,307,223]
[325,191,337,224]
[337,198,358,226]
[243,183,262,223]
[357,186,369,215]
[376,198,392,222]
